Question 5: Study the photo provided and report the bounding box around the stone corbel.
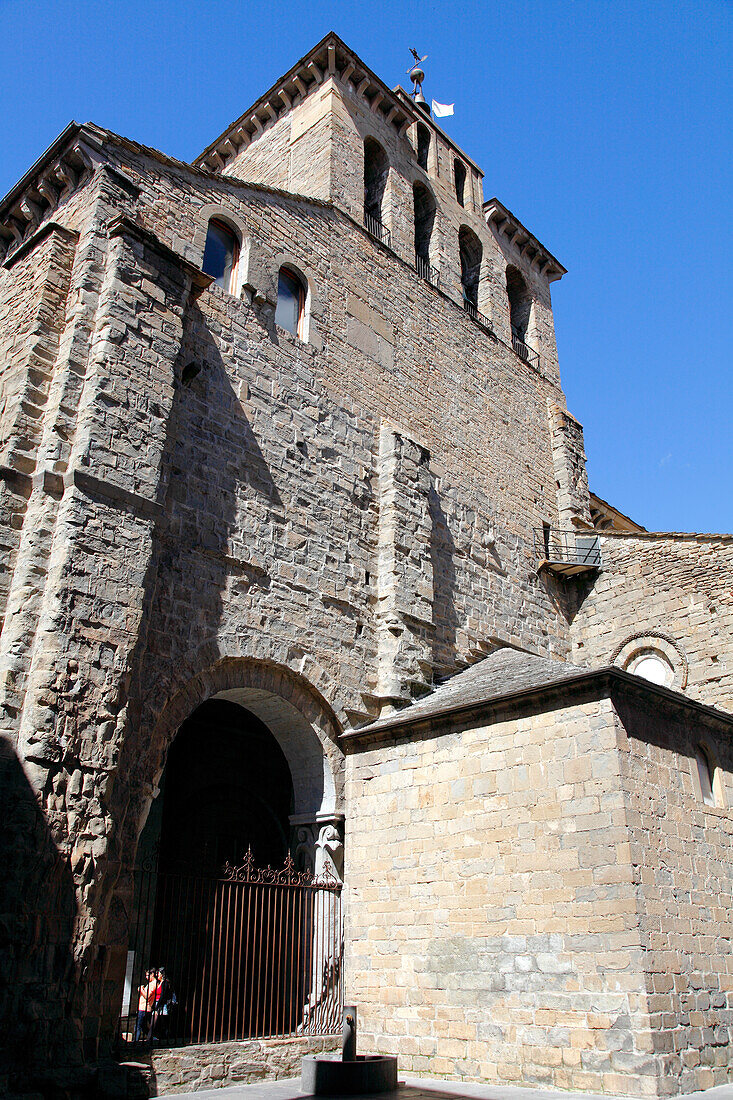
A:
[7,217,25,244]
[52,159,77,196]
[19,197,42,227]
[71,140,104,174]
[37,175,59,206]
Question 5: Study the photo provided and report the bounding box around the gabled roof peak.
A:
[193,32,482,178]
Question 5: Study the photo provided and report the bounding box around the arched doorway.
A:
[156,699,293,875]
[122,671,344,1049]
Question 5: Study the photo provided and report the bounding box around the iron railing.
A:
[511,328,540,369]
[463,298,494,332]
[535,527,601,570]
[415,253,440,288]
[119,851,342,1050]
[363,211,391,249]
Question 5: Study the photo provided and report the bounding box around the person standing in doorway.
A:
[134,969,157,1042]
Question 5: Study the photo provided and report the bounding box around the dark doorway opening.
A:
[157,699,293,876]
[121,701,344,1047]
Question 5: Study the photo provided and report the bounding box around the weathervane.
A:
[407,47,428,106]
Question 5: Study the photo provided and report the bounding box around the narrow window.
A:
[506,265,532,343]
[695,745,716,807]
[416,123,431,171]
[413,182,436,280]
[454,159,466,206]
[202,219,239,292]
[542,522,551,559]
[275,266,305,338]
[459,225,483,311]
[363,137,389,233]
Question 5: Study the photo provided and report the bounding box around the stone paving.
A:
[157,1075,733,1100]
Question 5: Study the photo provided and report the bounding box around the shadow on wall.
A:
[0,736,78,1091]
[430,487,458,676]
[93,286,288,1052]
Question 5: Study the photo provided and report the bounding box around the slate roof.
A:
[344,646,733,742]
[350,648,594,737]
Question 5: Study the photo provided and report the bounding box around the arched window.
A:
[695,744,717,807]
[275,266,306,338]
[626,650,674,686]
[459,225,483,311]
[413,182,436,281]
[454,159,466,206]
[416,123,431,171]
[363,137,389,234]
[202,218,239,292]
[506,265,533,343]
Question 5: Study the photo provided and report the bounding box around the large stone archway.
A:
[114,657,345,1050]
[137,657,345,876]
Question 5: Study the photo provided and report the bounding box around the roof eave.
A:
[194,32,417,170]
[484,197,566,281]
[341,667,733,745]
[0,121,82,219]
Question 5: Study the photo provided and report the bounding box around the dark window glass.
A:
[459,226,482,308]
[507,265,532,341]
[364,137,389,223]
[413,182,436,262]
[696,746,715,806]
[454,159,466,206]
[275,267,305,337]
[202,220,238,291]
[416,123,430,170]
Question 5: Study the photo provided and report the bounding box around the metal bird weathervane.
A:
[407,48,428,107]
[406,48,454,119]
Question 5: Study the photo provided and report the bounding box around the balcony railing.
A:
[535,527,601,576]
[511,327,540,369]
[363,211,391,249]
[415,253,440,288]
[463,298,494,333]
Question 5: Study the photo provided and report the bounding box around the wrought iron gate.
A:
[120,851,343,1047]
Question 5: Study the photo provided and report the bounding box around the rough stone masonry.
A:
[0,31,731,1099]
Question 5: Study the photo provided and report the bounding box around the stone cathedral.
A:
[1,32,732,1100]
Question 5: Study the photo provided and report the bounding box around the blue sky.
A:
[1,0,730,532]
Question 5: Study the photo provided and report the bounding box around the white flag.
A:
[431,100,454,118]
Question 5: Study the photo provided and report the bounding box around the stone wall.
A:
[572,533,733,712]
[613,691,733,1093]
[344,685,733,1096]
[344,695,661,1096]
[144,1034,338,1095]
[221,73,561,380]
[0,132,581,1080]
[0,224,78,628]
[0,65,729,1096]
[89,134,575,681]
